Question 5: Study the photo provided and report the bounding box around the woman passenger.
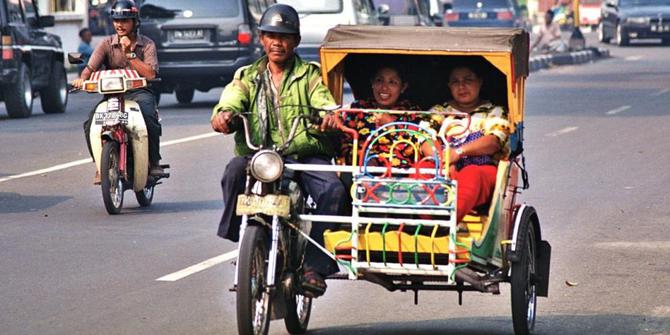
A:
[424,64,510,222]
[339,64,422,169]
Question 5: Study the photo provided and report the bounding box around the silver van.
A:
[276,0,380,61]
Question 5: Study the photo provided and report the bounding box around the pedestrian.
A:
[531,10,568,53]
[77,28,94,74]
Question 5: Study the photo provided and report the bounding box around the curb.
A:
[529,47,610,72]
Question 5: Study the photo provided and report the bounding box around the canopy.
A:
[321,25,529,77]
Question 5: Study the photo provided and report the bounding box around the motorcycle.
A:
[68,53,169,215]
[231,109,353,335]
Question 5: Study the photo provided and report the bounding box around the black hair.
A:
[79,28,90,38]
[371,61,408,84]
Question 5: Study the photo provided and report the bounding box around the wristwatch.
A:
[125,52,137,60]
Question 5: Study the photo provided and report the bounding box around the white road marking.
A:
[0,132,219,184]
[606,105,631,115]
[594,241,670,250]
[624,55,642,61]
[545,126,578,137]
[650,88,670,97]
[156,250,238,282]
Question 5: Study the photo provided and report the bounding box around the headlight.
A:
[100,77,125,93]
[626,17,650,25]
[250,150,283,183]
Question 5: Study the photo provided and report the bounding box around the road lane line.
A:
[650,88,670,97]
[0,132,219,184]
[624,55,642,61]
[606,105,631,115]
[156,250,238,282]
[594,241,670,250]
[545,126,578,137]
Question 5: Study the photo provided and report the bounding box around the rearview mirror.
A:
[68,52,84,64]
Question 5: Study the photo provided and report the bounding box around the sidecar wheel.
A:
[284,288,312,334]
[101,141,124,214]
[237,225,271,335]
[135,185,154,207]
[511,213,538,335]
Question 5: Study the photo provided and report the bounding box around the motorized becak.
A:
[231,25,551,335]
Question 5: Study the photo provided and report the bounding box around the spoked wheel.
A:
[511,218,538,335]
[237,225,272,335]
[284,288,312,334]
[135,185,154,207]
[100,141,124,214]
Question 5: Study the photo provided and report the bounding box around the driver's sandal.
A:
[301,270,327,298]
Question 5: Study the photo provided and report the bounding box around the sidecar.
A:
[288,26,551,335]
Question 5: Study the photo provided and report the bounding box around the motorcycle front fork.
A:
[233,214,281,293]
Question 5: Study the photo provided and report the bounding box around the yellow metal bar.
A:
[430,224,439,269]
[365,222,372,265]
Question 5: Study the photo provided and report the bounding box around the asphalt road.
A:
[1,34,669,335]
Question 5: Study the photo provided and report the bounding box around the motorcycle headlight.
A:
[100,76,125,93]
[626,17,650,25]
[250,150,283,183]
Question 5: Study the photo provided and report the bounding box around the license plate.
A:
[651,24,670,32]
[94,111,128,125]
[172,29,205,40]
[236,194,290,217]
[468,12,487,19]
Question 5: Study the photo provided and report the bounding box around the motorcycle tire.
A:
[100,141,124,215]
[283,284,312,334]
[40,61,67,114]
[135,185,154,207]
[237,225,272,335]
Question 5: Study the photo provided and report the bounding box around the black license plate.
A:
[172,29,205,40]
[94,111,128,125]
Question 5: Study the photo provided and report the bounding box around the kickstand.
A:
[457,280,464,306]
[414,289,419,305]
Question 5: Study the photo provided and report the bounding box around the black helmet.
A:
[258,4,300,35]
[110,0,139,20]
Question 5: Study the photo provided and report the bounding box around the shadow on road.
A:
[306,314,669,335]
[0,192,72,214]
[119,199,222,215]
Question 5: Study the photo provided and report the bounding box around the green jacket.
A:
[211,55,337,157]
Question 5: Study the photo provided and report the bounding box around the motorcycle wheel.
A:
[135,185,154,207]
[511,213,538,335]
[283,285,312,334]
[100,141,124,214]
[237,225,272,335]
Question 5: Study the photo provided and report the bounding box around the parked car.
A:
[579,0,603,28]
[374,0,436,26]
[276,0,380,62]
[599,0,670,46]
[443,0,525,28]
[0,0,68,118]
[139,0,274,104]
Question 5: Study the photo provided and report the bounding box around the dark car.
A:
[139,0,274,104]
[598,0,670,46]
[443,0,524,28]
[1,0,68,118]
[374,0,436,26]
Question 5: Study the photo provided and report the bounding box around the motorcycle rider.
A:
[211,4,344,298]
[72,0,163,184]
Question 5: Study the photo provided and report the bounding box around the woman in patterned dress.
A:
[423,64,510,222]
[339,64,422,169]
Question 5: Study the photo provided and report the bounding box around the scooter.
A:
[68,53,169,214]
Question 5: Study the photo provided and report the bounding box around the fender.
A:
[89,102,107,175]
[125,101,149,192]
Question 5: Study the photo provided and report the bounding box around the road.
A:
[1,35,669,335]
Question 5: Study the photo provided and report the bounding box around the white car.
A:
[276,0,381,61]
